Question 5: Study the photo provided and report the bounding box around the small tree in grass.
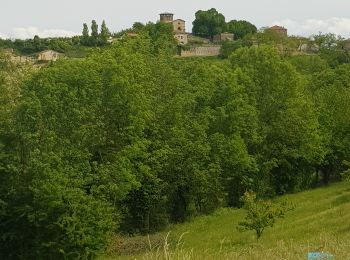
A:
[237,192,292,241]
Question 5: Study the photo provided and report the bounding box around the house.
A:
[269,25,288,36]
[175,33,188,45]
[213,33,235,43]
[160,13,188,45]
[37,50,59,62]
[173,19,186,33]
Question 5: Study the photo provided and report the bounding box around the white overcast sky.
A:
[1,0,350,39]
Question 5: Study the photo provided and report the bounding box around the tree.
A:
[90,20,99,46]
[143,22,177,55]
[219,39,243,58]
[230,46,324,194]
[192,8,226,40]
[309,64,350,184]
[132,22,145,32]
[313,33,342,51]
[81,23,90,45]
[100,20,110,46]
[238,192,292,240]
[33,35,42,51]
[226,20,257,39]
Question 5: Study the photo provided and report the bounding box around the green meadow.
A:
[108,182,350,259]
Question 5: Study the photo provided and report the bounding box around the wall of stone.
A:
[180,46,221,57]
[10,55,35,63]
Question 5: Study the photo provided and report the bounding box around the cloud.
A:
[13,26,78,39]
[0,32,8,39]
[272,17,350,38]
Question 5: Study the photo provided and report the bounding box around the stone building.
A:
[269,25,288,36]
[160,12,174,23]
[173,19,186,33]
[213,33,235,43]
[175,33,188,45]
[37,50,59,62]
[160,13,188,45]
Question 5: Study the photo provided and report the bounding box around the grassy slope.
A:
[107,182,350,259]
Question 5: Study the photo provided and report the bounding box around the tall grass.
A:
[105,182,350,259]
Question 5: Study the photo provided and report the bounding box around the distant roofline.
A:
[270,25,287,29]
[173,19,185,22]
[160,12,174,15]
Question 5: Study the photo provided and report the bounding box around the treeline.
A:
[81,20,111,47]
[1,24,350,259]
[192,8,257,40]
[0,35,82,56]
[0,20,111,56]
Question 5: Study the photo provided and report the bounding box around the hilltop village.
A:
[1,10,350,63]
[159,12,232,57]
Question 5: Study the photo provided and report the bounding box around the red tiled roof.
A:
[270,25,286,30]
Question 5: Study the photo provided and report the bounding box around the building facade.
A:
[160,13,188,45]
[173,19,186,33]
[175,33,188,45]
[37,50,59,62]
[269,25,288,36]
[160,13,174,23]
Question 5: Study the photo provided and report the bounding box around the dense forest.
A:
[1,20,350,259]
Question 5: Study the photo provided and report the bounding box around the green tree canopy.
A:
[81,23,89,45]
[100,20,110,45]
[226,20,257,39]
[192,8,226,40]
[90,20,99,46]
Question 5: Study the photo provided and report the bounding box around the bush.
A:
[237,192,293,240]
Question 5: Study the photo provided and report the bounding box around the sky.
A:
[1,0,350,39]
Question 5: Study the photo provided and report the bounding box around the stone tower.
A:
[160,12,174,23]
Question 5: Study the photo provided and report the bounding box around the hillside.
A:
[107,182,350,259]
[2,30,350,259]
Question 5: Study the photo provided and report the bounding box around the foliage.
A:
[81,23,90,45]
[90,20,99,46]
[100,20,110,45]
[312,33,350,67]
[341,160,350,181]
[192,8,226,40]
[142,22,177,55]
[237,192,292,240]
[113,182,350,259]
[226,20,257,39]
[1,17,350,259]
[0,36,84,56]
[219,39,243,58]
[309,64,350,184]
